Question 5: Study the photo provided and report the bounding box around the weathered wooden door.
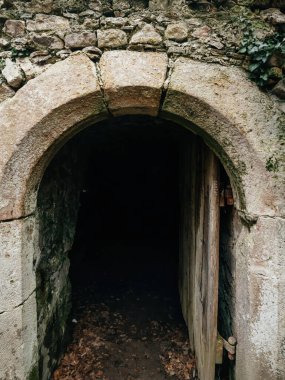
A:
[179,136,220,380]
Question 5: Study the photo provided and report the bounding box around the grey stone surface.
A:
[0,280,37,380]
[65,32,97,49]
[261,8,285,25]
[0,81,15,102]
[2,58,23,89]
[16,57,51,80]
[130,24,162,45]
[235,217,285,380]
[97,29,127,48]
[162,57,284,217]
[0,217,36,313]
[100,50,168,115]
[0,53,107,220]
[26,14,70,38]
[0,0,281,100]
[31,32,64,49]
[3,20,26,37]
[0,37,10,48]
[165,22,188,42]
[149,0,178,10]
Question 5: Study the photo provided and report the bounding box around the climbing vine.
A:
[239,17,285,87]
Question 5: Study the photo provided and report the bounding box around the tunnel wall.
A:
[35,143,83,380]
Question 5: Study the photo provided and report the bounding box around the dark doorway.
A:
[39,117,196,380]
[37,116,232,380]
[70,116,181,293]
[67,118,195,379]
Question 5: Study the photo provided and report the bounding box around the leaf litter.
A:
[52,285,197,380]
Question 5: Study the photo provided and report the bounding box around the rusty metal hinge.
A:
[220,185,234,207]
[216,333,237,364]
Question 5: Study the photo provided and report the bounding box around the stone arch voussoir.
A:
[0,51,283,222]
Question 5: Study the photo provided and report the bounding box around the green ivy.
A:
[266,155,279,172]
[239,17,285,87]
[0,59,5,71]
[11,47,34,59]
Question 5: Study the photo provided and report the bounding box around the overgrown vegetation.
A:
[266,155,279,172]
[239,17,285,87]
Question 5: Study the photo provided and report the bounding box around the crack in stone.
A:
[237,209,285,223]
[0,212,35,224]
[95,61,112,117]
[0,289,36,315]
[159,56,174,115]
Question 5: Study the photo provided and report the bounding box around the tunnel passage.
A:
[70,116,181,291]
[36,116,236,380]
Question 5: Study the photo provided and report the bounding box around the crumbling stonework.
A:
[0,0,284,100]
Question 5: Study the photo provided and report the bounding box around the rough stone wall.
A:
[35,142,83,380]
[0,0,284,103]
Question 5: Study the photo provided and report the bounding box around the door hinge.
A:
[220,184,234,207]
[216,333,237,364]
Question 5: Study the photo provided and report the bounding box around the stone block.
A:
[149,0,185,8]
[113,0,130,10]
[235,217,285,380]
[31,32,64,50]
[0,217,36,313]
[261,8,285,25]
[99,50,168,115]
[24,0,53,14]
[65,32,97,49]
[2,58,23,89]
[165,22,188,42]
[97,29,127,48]
[0,292,37,380]
[149,0,169,10]
[3,20,25,38]
[16,57,51,81]
[0,37,9,48]
[130,24,162,45]
[26,14,70,38]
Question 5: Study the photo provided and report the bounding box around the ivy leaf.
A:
[248,46,259,54]
[239,47,247,53]
[260,73,268,81]
[248,63,260,72]
[240,31,284,88]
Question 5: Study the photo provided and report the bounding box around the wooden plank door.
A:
[179,136,220,380]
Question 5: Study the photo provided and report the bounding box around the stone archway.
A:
[0,51,284,380]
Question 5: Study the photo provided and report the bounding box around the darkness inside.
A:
[36,116,234,380]
[70,116,183,294]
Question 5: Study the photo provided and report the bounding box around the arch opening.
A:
[0,52,283,380]
[36,115,237,380]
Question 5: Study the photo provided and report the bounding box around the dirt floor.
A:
[52,242,197,380]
